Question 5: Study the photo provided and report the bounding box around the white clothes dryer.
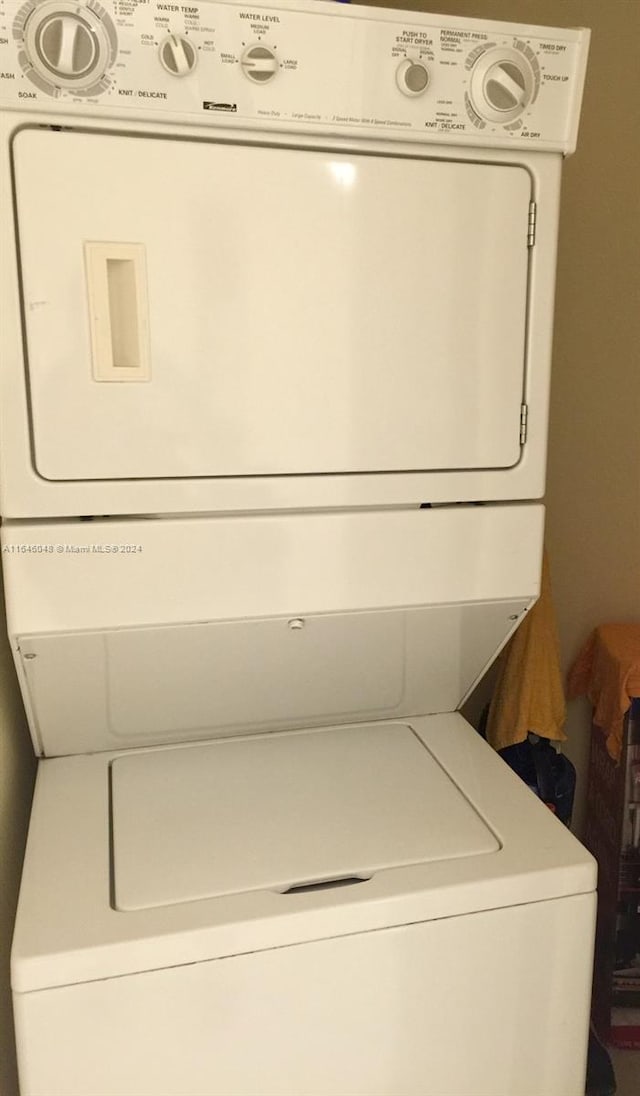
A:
[0,2,594,1094]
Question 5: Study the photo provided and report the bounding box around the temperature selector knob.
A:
[396,59,430,98]
[241,45,278,84]
[468,47,535,123]
[17,0,117,93]
[159,34,198,76]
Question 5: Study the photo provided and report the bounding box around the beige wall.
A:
[0,573,35,1096]
[360,0,640,833]
[542,0,640,832]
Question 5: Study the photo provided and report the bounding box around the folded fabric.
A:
[486,551,566,751]
[567,623,640,763]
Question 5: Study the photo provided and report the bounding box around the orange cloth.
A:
[486,552,566,751]
[567,623,640,762]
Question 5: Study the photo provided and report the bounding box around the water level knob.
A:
[159,34,198,77]
[241,45,278,83]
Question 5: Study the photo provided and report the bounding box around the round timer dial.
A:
[469,47,536,124]
[16,0,117,94]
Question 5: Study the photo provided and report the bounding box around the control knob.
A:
[241,45,278,84]
[17,0,116,93]
[159,34,198,77]
[468,47,535,123]
[396,59,430,98]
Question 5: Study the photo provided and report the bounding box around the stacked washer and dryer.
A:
[0,1,592,1093]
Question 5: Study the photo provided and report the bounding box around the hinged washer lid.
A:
[111,724,499,911]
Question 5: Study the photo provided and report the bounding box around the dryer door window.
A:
[14,129,531,481]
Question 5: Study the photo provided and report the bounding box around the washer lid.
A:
[13,714,596,994]
[111,724,499,911]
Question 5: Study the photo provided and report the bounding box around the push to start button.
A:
[396,59,430,97]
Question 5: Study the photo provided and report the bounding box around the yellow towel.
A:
[486,551,566,751]
[567,623,640,763]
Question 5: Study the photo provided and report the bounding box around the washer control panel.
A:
[0,0,589,151]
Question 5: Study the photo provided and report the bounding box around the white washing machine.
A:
[0,1,594,1094]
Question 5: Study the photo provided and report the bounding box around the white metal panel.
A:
[18,600,530,756]
[0,118,562,517]
[1,505,543,755]
[14,892,595,1096]
[0,1,591,155]
[15,129,530,479]
[1,505,544,634]
[112,725,498,910]
[11,714,596,993]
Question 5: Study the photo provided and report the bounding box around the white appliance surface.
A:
[15,128,529,481]
[2,505,543,757]
[0,0,589,518]
[1,4,594,1094]
[12,713,596,995]
[14,892,596,1096]
[0,0,590,153]
[112,723,499,909]
[11,714,597,1096]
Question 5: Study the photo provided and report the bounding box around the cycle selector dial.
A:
[159,34,198,77]
[15,0,117,94]
[468,47,536,123]
[36,14,96,76]
[396,59,430,98]
[484,61,527,111]
[241,45,278,83]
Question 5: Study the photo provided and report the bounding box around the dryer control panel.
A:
[0,0,589,151]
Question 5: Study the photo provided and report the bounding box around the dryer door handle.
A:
[84,241,151,383]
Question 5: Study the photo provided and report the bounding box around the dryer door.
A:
[14,128,531,481]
